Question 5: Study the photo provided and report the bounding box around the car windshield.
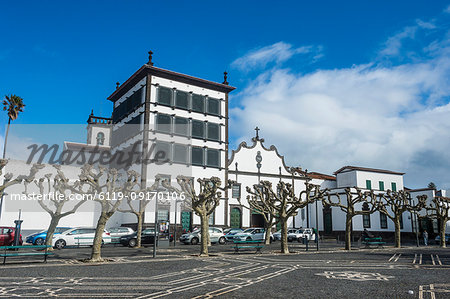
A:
[243,229,254,233]
[55,228,70,233]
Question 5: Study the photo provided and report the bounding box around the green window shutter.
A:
[191,147,204,166]
[174,117,189,136]
[207,123,220,141]
[156,114,171,133]
[366,180,372,189]
[207,98,220,115]
[175,91,189,109]
[206,149,220,167]
[191,94,205,113]
[379,181,384,191]
[191,120,204,138]
[391,182,397,191]
[173,144,188,163]
[157,87,172,106]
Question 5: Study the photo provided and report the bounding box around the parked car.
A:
[119,228,157,247]
[224,228,244,241]
[297,228,316,242]
[233,228,273,242]
[273,228,298,241]
[287,229,304,242]
[434,233,450,244]
[179,227,226,245]
[52,227,111,249]
[26,227,71,245]
[0,227,22,246]
[107,227,135,243]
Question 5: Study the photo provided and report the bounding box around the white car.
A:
[107,227,135,243]
[296,228,316,242]
[52,227,111,249]
[179,227,226,245]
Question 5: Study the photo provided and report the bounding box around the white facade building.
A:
[0,53,447,241]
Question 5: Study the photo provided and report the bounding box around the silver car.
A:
[179,227,226,245]
[233,228,273,242]
[273,228,298,241]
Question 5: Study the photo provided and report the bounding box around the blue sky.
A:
[1,1,450,188]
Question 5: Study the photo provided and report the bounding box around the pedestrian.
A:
[423,230,428,246]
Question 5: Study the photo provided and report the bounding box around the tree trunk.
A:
[264,222,272,245]
[90,211,109,262]
[280,218,289,254]
[439,218,446,248]
[345,214,352,250]
[136,212,143,248]
[200,214,209,256]
[394,216,401,248]
[45,215,62,248]
[2,118,11,159]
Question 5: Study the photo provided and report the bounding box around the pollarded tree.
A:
[246,181,328,254]
[29,165,87,247]
[378,190,427,248]
[426,196,450,248]
[323,187,377,250]
[239,184,278,245]
[164,176,232,257]
[118,175,161,248]
[0,159,43,200]
[63,165,140,262]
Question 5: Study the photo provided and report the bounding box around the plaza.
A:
[0,242,448,298]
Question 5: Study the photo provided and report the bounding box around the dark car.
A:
[120,228,157,247]
[0,227,22,246]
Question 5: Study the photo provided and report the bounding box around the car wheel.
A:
[191,237,199,245]
[128,239,137,247]
[270,237,274,243]
[287,237,292,242]
[218,237,226,245]
[54,239,66,249]
[34,238,45,245]
[246,237,252,241]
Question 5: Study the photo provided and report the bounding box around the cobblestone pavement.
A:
[0,242,448,298]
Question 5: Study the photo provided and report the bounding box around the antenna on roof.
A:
[116,82,120,89]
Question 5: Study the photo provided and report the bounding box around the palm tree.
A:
[2,95,25,159]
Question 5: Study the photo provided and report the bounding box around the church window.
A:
[96,132,105,145]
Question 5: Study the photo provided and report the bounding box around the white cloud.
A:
[230,25,450,189]
[231,42,323,71]
[445,5,450,14]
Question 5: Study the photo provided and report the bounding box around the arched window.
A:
[96,132,105,145]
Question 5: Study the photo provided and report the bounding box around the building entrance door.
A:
[181,211,191,233]
[230,208,241,228]
[323,206,332,235]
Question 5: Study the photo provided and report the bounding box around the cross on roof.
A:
[255,126,260,139]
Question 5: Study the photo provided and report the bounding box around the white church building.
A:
[0,52,446,241]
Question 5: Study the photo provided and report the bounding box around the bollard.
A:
[305,236,308,251]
